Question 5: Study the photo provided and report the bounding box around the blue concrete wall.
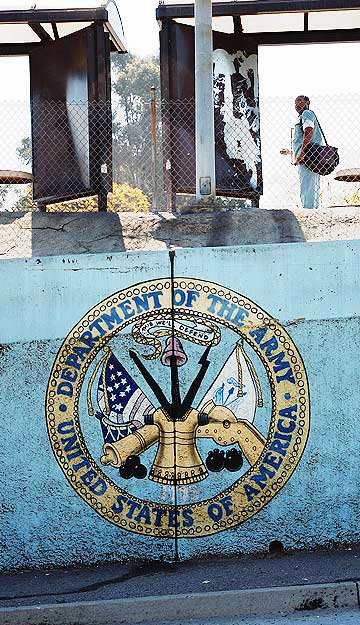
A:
[0,241,359,571]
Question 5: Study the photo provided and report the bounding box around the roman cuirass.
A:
[149,409,208,485]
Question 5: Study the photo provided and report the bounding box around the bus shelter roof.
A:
[156,0,360,44]
[0,0,126,53]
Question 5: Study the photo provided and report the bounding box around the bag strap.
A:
[300,110,328,145]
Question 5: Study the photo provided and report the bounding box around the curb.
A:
[0,581,358,625]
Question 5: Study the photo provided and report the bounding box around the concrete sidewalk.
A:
[0,548,360,624]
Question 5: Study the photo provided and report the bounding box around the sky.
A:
[120,0,159,58]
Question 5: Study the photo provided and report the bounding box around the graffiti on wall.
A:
[161,22,262,197]
[214,47,261,194]
[46,278,310,538]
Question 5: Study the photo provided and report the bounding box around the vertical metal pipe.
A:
[169,248,179,561]
[98,193,108,212]
[159,19,175,213]
[304,12,309,32]
[150,86,158,211]
[195,0,216,201]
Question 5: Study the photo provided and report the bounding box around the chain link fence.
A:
[1,94,360,255]
[260,94,360,209]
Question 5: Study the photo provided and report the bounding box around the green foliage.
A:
[112,53,160,102]
[14,54,160,211]
[12,187,37,211]
[16,137,31,167]
[0,185,9,209]
[111,53,160,192]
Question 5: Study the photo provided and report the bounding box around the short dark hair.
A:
[297,95,310,103]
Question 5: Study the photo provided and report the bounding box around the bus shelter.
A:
[156,0,360,206]
[0,1,127,210]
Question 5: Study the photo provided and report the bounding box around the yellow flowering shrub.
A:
[14,183,151,212]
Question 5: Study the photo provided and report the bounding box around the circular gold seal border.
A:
[46,278,310,538]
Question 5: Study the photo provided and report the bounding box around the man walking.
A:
[281,95,324,209]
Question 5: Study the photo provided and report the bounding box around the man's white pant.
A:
[299,164,320,209]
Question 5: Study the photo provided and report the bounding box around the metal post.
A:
[160,19,176,214]
[150,86,158,211]
[98,192,108,212]
[195,0,216,202]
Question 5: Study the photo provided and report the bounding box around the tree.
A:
[16,137,31,167]
[14,53,160,211]
[112,53,160,101]
[0,186,9,210]
[111,54,160,194]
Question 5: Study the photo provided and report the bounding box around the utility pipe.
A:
[195,0,216,201]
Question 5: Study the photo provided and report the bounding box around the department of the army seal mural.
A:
[46,278,310,538]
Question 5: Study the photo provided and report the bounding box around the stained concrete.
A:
[0,583,358,624]
[1,207,360,258]
[1,242,360,570]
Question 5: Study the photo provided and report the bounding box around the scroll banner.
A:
[132,315,221,359]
